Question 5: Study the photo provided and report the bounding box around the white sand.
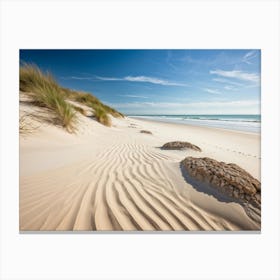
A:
[20,103,261,231]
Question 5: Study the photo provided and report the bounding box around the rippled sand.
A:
[20,104,261,231]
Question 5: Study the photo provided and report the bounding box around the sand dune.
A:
[20,108,261,231]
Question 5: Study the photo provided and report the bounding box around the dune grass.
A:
[93,106,112,126]
[20,64,77,132]
[72,105,87,116]
[20,63,123,130]
[62,90,123,126]
[20,64,60,92]
[64,91,124,119]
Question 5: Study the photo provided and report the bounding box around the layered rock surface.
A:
[162,141,201,152]
[181,157,261,208]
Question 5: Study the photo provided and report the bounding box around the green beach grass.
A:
[20,63,123,131]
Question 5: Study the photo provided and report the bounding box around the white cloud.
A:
[242,50,258,64]
[112,100,259,108]
[123,76,185,86]
[109,100,260,114]
[120,95,148,99]
[210,69,260,83]
[63,75,187,86]
[62,74,188,86]
[61,76,93,80]
[224,85,238,91]
[212,78,243,86]
[95,76,122,81]
[203,88,221,94]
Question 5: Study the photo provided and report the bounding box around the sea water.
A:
[129,114,261,133]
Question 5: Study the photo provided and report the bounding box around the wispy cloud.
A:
[120,95,148,99]
[61,76,93,80]
[184,50,259,68]
[242,50,258,64]
[95,76,122,81]
[210,69,260,83]
[224,85,238,91]
[62,74,187,87]
[166,50,179,71]
[121,76,186,86]
[212,78,243,86]
[203,88,221,95]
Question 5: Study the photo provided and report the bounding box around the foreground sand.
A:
[20,108,261,231]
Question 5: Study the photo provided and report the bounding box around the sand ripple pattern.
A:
[20,142,252,231]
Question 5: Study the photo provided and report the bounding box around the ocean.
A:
[129,114,261,133]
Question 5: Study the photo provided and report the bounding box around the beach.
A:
[20,110,261,231]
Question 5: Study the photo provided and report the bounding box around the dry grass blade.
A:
[72,105,87,116]
[20,64,77,132]
[94,107,112,126]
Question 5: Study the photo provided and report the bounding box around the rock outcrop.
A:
[162,141,201,152]
[181,157,261,208]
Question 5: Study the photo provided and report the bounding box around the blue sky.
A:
[20,50,261,115]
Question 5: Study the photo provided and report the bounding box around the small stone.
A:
[140,130,152,134]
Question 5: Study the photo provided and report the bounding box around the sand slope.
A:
[20,106,261,231]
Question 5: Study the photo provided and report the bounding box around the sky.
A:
[20,49,261,115]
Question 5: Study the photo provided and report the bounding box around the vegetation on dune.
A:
[20,64,77,132]
[93,106,112,126]
[101,104,124,118]
[20,63,60,93]
[20,63,124,131]
[63,90,124,120]
[72,105,87,116]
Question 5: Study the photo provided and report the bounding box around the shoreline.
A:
[129,116,261,134]
[130,116,260,136]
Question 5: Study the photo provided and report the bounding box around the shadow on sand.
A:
[179,162,241,205]
[180,162,261,224]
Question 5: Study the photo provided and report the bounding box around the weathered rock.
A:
[181,157,261,207]
[233,189,239,198]
[162,141,201,152]
[255,193,261,202]
[140,130,152,134]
